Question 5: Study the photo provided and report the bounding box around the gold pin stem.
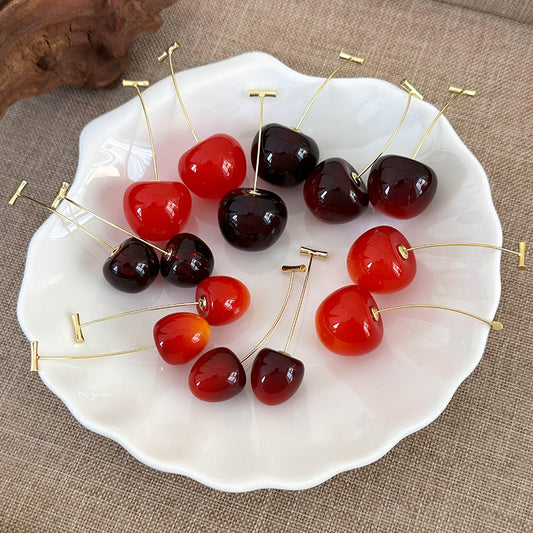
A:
[123,80,159,181]
[412,86,476,159]
[282,246,328,352]
[355,80,423,179]
[398,241,526,269]
[250,90,277,193]
[294,52,365,131]
[240,265,306,364]
[31,341,155,371]
[11,184,115,252]
[158,42,199,143]
[372,304,502,331]
[59,194,170,257]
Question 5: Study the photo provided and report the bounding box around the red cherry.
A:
[123,181,192,242]
[250,348,304,405]
[153,312,210,365]
[347,226,416,293]
[315,285,383,356]
[367,155,437,218]
[195,276,250,326]
[189,347,246,402]
[178,134,247,199]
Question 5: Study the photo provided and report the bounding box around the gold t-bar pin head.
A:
[8,180,28,205]
[31,341,39,371]
[300,246,328,260]
[51,181,70,209]
[157,41,180,62]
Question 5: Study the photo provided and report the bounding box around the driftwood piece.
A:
[0,0,178,118]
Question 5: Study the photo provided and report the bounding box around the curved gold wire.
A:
[240,265,306,364]
[354,79,423,179]
[372,304,502,330]
[294,52,365,131]
[123,80,159,181]
[398,241,526,269]
[158,42,200,143]
[412,86,476,159]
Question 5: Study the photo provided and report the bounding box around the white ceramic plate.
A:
[17,52,501,492]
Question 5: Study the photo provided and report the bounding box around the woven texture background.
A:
[1,0,531,531]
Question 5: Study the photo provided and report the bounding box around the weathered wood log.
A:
[0,0,178,118]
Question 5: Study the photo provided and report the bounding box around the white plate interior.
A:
[17,52,502,491]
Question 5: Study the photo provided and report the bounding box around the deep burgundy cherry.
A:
[123,181,192,241]
[347,225,416,293]
[315,285,383,356]
[195,276,250,326]
[367,155,437,219]
[217,188,288,251]
[153,312,210,365]
[251,124,319,187]
[102,237,159,293]
[251,348,305,406]
[189,347,246,402]
[178,134,247,199]
[303,157,369,223]
[160,232,214,286]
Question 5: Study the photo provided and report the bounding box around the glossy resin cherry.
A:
[123,180,192,241]
[367,155,437,219]
[153,312,210,365]
[251,124,319,187]
[251,348,304,406]
[315,285,383,356]
[347,225,416,293]
[121,80,193,242]
[179,134,247,199]
[367,86,477,219]
[304,157,369,223]
[103,237,159,293]
[189,347,246,402]
[158,43,247,200]
[161,232,214,286]
[195,276,250,325]
[218,90,288,251]
[218,188,287,251]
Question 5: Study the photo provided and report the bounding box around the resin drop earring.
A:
[367,85,476,219]
[218,89,288,251]
[158,42,247,199]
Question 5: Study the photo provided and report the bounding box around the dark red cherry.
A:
[189,347,246,402]
[315,285,383,356]
[195,276,250,326]
[367,155,437,218]
[123,181,192,241]
[347,225,416,293]
[251,348,304,405]
[217,188,288,251]
[178,134,247,199]
[303,157,369,223]
[153,312,210,365]
[251,124,319,187]
[102,237,159,293]
[160,232,214,286]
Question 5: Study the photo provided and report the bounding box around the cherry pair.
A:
[315,227,526,356]
[123,44,247,242]
[9,180,214,293]
[189,247,327,405]
[31,275,250,370]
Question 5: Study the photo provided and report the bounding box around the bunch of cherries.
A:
[15,43,520,409]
